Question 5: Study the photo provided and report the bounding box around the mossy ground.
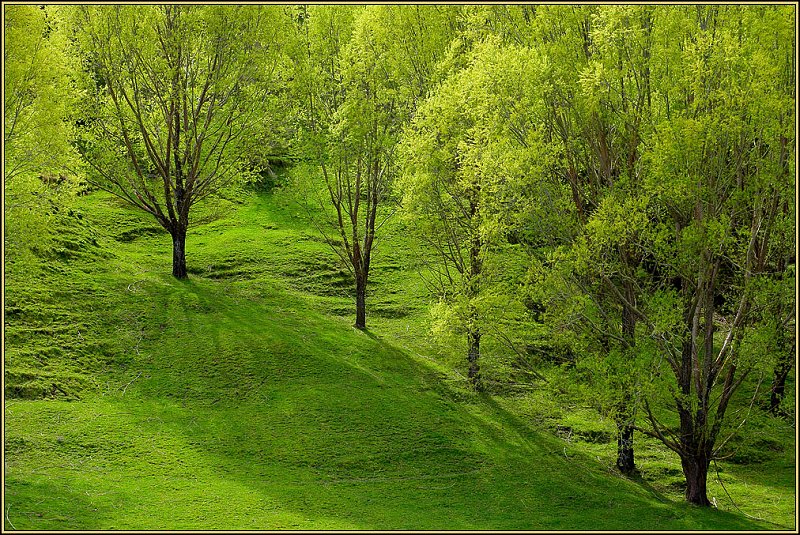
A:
[3,173,796,530]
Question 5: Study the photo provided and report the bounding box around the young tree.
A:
[505,5,652,474]
[400,38,551,391]
[293,6,453,329]
[570,5,656,476]
[400,74,485,386]
[72,5,286,278]
[4,5,81,265]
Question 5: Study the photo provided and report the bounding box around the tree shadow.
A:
[88,275,772,530]
[3,476,110,531]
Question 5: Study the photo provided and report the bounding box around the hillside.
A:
[3,183,795,531]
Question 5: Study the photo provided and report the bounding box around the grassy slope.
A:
[3,182,795,530]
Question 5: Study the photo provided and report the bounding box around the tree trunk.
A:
[616,420,636,474]
[616,292,637,474]
[466,188,483,392]
[680,454,711,506]
[355,274,366,330]
[467,327,482,392]
[172,226,187,279]
[769,346,793,415]
[769,250,792,416]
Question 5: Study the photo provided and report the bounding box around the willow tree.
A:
[293,5,454,329]
[530,5,794,503]
[485,5,653,473]
[635,5,796,505]
[73,5,285,278]
[4,5,79,266]
[567,5,656,476]
[475,5,794,501]
[4,5,76,185]
[400,38,552,391]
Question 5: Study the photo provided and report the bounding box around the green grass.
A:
[3,180,795,530]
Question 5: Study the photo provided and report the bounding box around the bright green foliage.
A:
[71,4,285,200]
[400,3,795,501]
[69,5,289,277]
[4,5,82,265]
[3,3,795,526]
[289,4,357,141]
[512,4,795,502]
[4,5,77,182]
[289,6,455,329]
[400,38,555,388]
[635,5,795,476]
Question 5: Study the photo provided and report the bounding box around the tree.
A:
[766,271,795,415]
[4,5,80,265]
[568,4,656,476]
[634,5,796,505]
[72,5,285,278]
[400,38,551,390]
[400,74,485,386]
[503,5,651,474]
[479,5,794,499]
[293,6,453,329]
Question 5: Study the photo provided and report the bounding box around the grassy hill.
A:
[3,178,795,530]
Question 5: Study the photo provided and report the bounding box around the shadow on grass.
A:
[107,275,769,530]
[628,471,672,504]
[475,394,765,530]
[4,476,109,531]
[9,260,775,530]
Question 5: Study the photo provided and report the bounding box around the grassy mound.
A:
[3,183,795,530]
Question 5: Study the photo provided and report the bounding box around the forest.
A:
[3,4,796,531]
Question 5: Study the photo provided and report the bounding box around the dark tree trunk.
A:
[616,420,636,474]
[172,226,187,279]
[616,291,637,474]
[355,274,366,330]
[467,327,482,392]
[676,308,712,507]
[768,250,792,416]
[681,454,711,506]
[466,189,483,393]
[769,346,793,415]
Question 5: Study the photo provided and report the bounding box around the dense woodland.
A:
[4,4,796,528]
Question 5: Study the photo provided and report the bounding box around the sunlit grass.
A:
[3,181,794,530]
